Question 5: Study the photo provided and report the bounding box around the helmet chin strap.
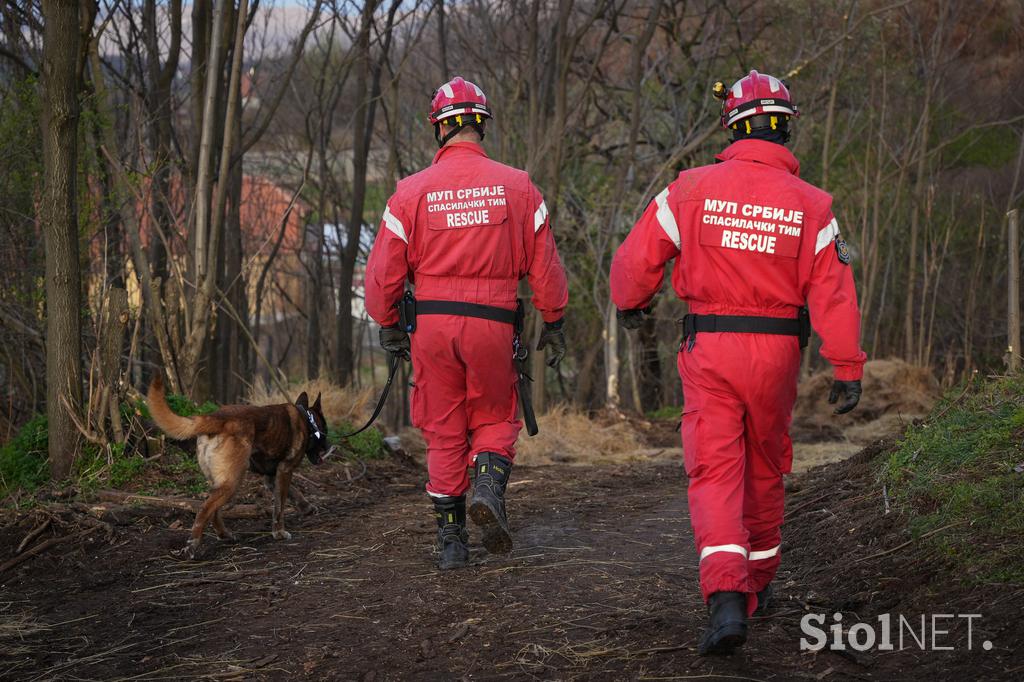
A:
[435,115,486,148]
[732,114,791,145]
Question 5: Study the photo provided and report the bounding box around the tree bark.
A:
[435,0,448,79]
[39,0,91,479]
[142,0,182,372]
[99,287,129,443]
[335,0,383,386]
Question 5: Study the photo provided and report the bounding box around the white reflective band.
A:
[758,104,796,116]
[815,217,839,255]
[441,82,454,98]
[534,200,548,232]
[382,206,408,244]
[768,75,781,93]
[699,544,748,561]
[749,544,780,561]
[654,187,681,249]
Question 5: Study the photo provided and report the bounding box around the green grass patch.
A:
[74,443,146,491]
[138,451,206,496]
[0,414,50,496]
[329,424,385,459]
[945,125,1020,169]
[882,375,1024,584]
[646,405,682,421]
[1,391,219,500]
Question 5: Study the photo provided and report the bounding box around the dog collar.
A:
[297,404,323,441]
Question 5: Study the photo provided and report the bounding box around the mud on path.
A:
[1,449,1021,680]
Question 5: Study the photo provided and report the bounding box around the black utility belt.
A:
[681,310,810,351]
[397,292,524,333]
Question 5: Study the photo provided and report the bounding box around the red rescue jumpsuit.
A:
[365,141,568,497]
[610,139,866,613]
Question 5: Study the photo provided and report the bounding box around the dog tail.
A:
[146,374,219,440]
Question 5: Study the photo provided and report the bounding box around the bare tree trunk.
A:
[307,142,330,380]
[604,300,620,411]
[142,0,181,372]
[435,0,447,79]
[190,0,211,183]
[904,91,929,363]
[336,0,389,386]
[99,287,128,443]
[39,0,92,478]
[216,123,245,402]
[181,0,238,394]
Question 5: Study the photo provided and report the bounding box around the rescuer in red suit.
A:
[610,71,866,655]
[364,76,569,570]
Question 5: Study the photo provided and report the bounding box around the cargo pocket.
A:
[410,381,425,429]
[681,407,706,478]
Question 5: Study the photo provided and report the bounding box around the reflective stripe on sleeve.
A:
[655,187,681,249]
[534,200,549,232]
[749,544,781,561]
[814,218,839,255]
[382,206,408,244]
[699,544,748,561]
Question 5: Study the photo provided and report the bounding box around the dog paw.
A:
[217,531,237,542]
[170,543,199,560]
[272,530,292,541]
[300,503,318,516]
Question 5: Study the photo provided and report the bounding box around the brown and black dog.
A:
[147,375,330,558]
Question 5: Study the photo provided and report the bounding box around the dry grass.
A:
[793,358,939,444]
[515,405,646,466]
[395,407,651,467]
[0,605,53,657]
[248,378,373,427]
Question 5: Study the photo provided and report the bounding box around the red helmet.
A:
[429,76,492,125]
[715,70,799,129]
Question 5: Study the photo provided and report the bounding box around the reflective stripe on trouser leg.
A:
[749,545,780,561]
[700,544,749,561]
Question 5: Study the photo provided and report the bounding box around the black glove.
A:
[379,325,410,360]
[828,380,862,415]
[536,318,566,368]
[617,307,648,330]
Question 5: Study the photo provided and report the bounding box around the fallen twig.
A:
[784,491,833,520]
[92,490,264,519]
[850,521,967,564]
[1,529,91,576]
[16,518,52,554]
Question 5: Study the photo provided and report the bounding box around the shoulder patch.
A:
[835,235,851,265]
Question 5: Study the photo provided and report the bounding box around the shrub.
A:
[330,424,385,459]
[0,414,49,496]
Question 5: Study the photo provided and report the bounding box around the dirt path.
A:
[1,453,1019,680]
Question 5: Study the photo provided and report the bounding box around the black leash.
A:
[336,352,403,440]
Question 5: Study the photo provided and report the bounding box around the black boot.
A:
[698,591,748,656]
[432,495,469,570]
[754,583,773,616]
[468,453,513,554]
